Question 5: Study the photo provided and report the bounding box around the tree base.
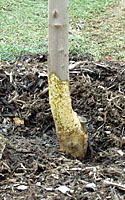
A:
[48,73,88,160]
[59,130,88,160]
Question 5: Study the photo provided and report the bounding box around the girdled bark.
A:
[48,0,88,159]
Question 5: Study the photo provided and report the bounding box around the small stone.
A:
[46,187,53,191]
[36,182,41,186]
[117,149,124,156]
[43,134,47,138]
[57,185,70,194]
[105,131,111,134]
[98,108,103,112]
[46,144,50,147]
[85,183,96,191]
[17,185,28,190]
[97,116,103,121]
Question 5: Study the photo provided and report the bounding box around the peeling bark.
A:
[48,0,88,159]
[48,73,88,159]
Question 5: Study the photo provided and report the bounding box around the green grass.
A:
[0,0,48,62]
[0,0,124,62]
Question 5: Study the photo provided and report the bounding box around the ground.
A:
[0,54,124,199]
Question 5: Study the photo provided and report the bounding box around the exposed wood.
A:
[48,73,88,159]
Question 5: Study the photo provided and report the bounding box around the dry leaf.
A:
[13,117,24,125]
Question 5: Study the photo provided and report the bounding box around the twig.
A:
[114,103,123,111]
[95,63,109,69]
[97,123,104,130]
[9,71,13,83]
[104,180,125,191]
[38,87,49,97]
[8,92,19,104]
[119,83,124,94]
[107,84,116,90]
[108,95,124,102]
[69,61,85,70]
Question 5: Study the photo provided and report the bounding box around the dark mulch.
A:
[0,53,125,200]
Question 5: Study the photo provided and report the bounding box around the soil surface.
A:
[0,54,125,200]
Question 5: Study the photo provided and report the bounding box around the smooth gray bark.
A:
[48,0,69,81]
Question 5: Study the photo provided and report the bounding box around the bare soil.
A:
[0,53,125,200]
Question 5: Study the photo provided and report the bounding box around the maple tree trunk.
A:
[48,0,88,159]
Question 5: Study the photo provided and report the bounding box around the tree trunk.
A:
[48,0,88,160]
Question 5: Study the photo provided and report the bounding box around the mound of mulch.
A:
[0,53,124,200]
